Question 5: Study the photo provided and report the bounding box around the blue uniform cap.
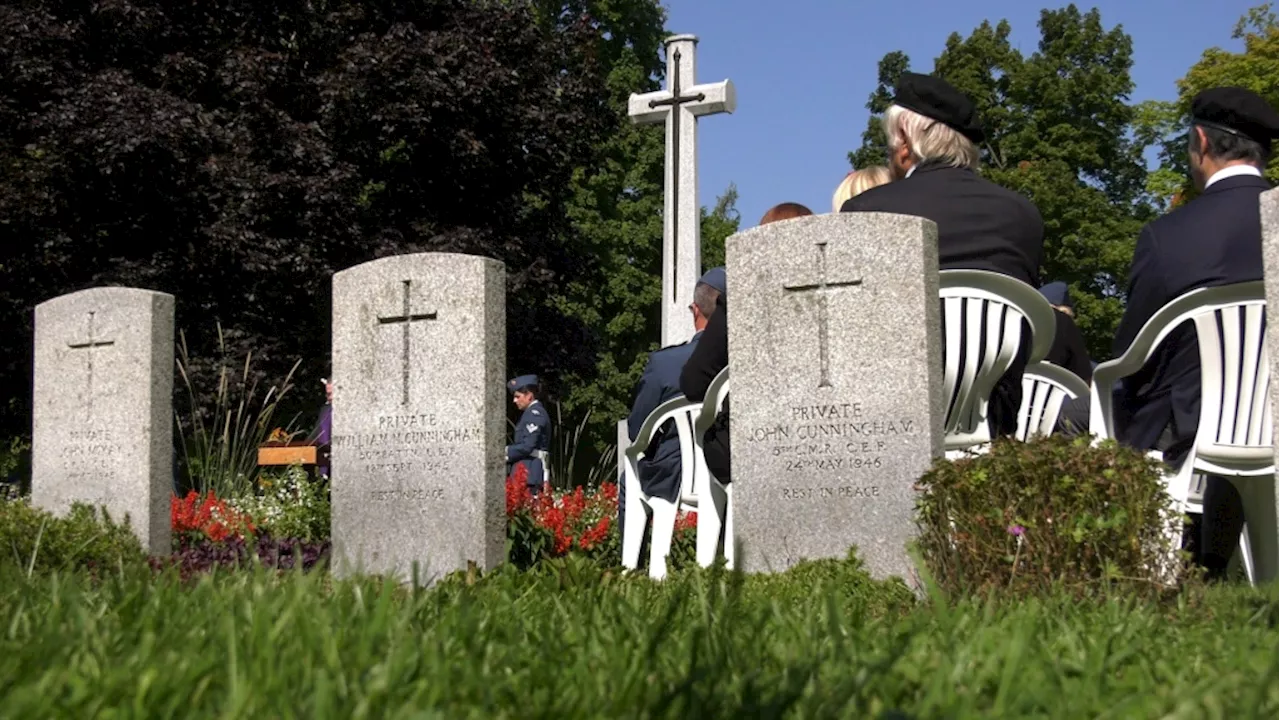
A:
[697,266,727,297]
[507,374,539,393]
[1039,281,1070,309]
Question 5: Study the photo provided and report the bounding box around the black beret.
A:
[1191,86,1278,152]
[893,72,985,144]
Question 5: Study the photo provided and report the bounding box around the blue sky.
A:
[662,0,1261,226]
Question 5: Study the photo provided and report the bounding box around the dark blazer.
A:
[627,332,702,502]
[679,293,730,483]
[1112,173,1270,455]
[506,400,551,486]
[841,161,1046,436]
[1046,311,1093,384]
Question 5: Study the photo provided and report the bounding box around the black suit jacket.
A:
[1046,311,1093,384]
[1112,173,1270,454]
[679,293,730,483]
[841,161,1046,436]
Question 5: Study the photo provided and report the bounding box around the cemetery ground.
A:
[1,439,1277,717]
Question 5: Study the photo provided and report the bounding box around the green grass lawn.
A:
[0,557,1275,718]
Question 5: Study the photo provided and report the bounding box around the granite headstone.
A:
[1260,187,1279,582]
[330,253,506,584]
[725,213,943,583]
[31,287,174,554]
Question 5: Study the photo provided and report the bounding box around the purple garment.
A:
[314,404,332,445]
[314,404,332,475]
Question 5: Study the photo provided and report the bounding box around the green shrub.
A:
[915,435,1183,597]
[0,496,146,575]
[0,435,30,494]
[229,464,330,542]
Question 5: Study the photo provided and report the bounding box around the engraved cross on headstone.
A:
[66,311,115,419]
[785,242,862,388]
[378,280,437,406]
[629,34,736,347]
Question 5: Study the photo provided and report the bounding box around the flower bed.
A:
[505,463,696,570]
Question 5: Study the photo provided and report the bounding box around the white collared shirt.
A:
[905,164,917,179]
[1204,164,1263,189]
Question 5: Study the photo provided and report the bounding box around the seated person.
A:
[1038,281,1093,383]
[680,203,813,484]
[841,73,1045,437]
[1111,86,1275,579]
[831,166,893,212]
[1036,282,1094,436]
[622,268,725,532]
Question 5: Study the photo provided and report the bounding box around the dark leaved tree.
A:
[0,1,616,442]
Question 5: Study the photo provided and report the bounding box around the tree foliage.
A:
[1140,4,1279,208]
[0,1,634,443]
[849,5,1153,358]
[551,9,740,456]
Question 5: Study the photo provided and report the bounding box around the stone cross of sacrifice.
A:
[629,34,736,347]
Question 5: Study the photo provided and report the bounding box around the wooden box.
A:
[257,442,329,467]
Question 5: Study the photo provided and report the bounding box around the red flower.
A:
[675,510,698,532]
[578,516,611,550]
[170,490,255,543]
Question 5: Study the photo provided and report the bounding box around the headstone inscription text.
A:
[331,253,506,585]
[726,213,943,583]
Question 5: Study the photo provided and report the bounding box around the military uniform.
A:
[506,374,551,493]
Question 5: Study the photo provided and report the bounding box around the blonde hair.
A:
[883,103,980,170]
[831,166,894,211]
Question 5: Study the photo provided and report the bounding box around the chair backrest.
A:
[939,270,1057,451]
[694,366,730,440]
[1100,282,1271,475]
[1016,362,1089,441]
[626,395,702,505]
[1190,288,1272,471]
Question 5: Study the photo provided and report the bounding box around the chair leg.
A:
[1231,476,1277,584]
[697,480,727,567]
[1156,461,1197,584]
[1238,523,1255,585]
[621,468,647,571]
[648,501,678,580]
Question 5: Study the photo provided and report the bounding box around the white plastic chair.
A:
[939,270,1057,458]
[1016,362,1090,441]
[620,396,701,579]
[692,367,732,569]
[1089,281,1274,583]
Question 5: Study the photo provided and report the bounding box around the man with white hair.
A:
[841,72,1044,437]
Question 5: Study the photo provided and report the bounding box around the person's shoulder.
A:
[1141,195,1210,241]
[839,180,903,213]
[968,171,1041,218]
[650,339,698,368]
